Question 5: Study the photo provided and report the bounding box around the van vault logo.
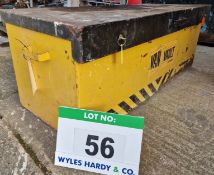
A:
[150,46,176,69]
[164,46,175,61]
[151,50,161,69]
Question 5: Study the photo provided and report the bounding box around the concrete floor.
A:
[0,45,213,175]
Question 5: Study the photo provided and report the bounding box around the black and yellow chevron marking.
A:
[160,69,174,86]
[107,76,163,114]
[107,57,193,114]
[119,101,132,113]
[130,94,141,105]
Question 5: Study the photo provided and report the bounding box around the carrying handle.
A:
[17,39,50,95]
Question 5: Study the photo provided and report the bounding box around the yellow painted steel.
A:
[6,23,201,128]
[7,24,78,128]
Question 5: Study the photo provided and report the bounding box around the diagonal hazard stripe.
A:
[156,76,162,84]
[125,98,137,108]
[107,109,118,114]
[148,83,157,93]
[139,88,150,99]
[160,72,168,86]
[119,101,132,113]
[113,104,128,114]
[152,80,160,90]
[129,94,141,105]
[107,67,181,115]
[135,91,146,102]
[144,86,153,96]
[160,69,174,86]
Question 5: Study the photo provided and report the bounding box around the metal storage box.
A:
[0,5,209,128]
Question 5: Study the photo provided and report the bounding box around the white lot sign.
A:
[55,106,144,175]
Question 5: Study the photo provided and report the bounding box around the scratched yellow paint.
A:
[6,24,78,128]
[6,23,201,128]
[76,25,200,112]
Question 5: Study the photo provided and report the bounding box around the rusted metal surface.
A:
[199,32,214,46]
[145,0,214,44]
[0,5,210,63]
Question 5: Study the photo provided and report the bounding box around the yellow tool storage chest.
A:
[0,5,209,128]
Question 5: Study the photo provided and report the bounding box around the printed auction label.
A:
[55,106,144,175]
